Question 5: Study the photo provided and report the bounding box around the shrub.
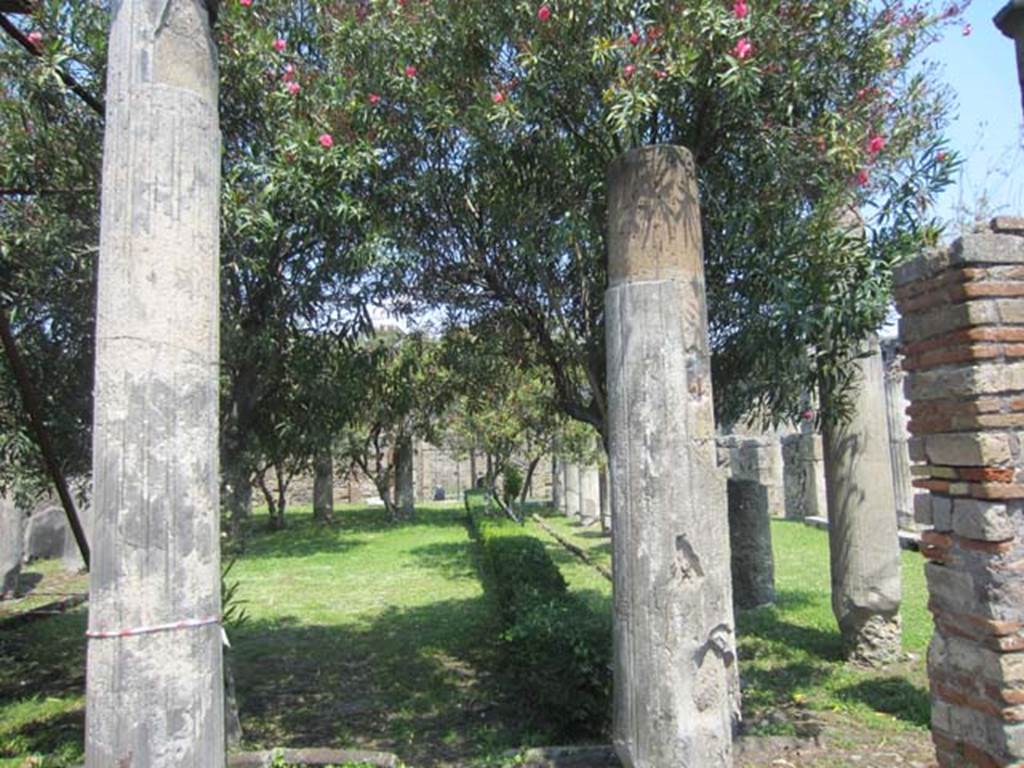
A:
[466,508,611,737]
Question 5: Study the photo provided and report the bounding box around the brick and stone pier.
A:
[895,218,1024,767]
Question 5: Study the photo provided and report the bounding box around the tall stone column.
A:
[606,146,738,768]
[563,461,580,519]
[882,343,918,530]
[86,1,224,766]
[313,451,334,522]
[896,218,1024,767]
[1,495,22,598]
[728,479,775,610]
[579,463,601,525]
[551,455,563,512]
[822,336,902,665]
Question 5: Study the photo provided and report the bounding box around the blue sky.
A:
[930,2,1023,234]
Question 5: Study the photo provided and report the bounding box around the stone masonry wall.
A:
[894,218,1024,767]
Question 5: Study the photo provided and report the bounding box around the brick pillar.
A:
[894,218,1024,767]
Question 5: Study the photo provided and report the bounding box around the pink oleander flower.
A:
[733,37,753,60]
[319,133,334,148]
[623,63,637,79]
[287,81,300,95]
[733,0,748,20]
[368,92,381,105]
[962,23,972,36]
[936,150,948,162]
[26,31,42,46]
[855,168,870,186]
[492,90,505,103]
[629,31,641,46]
[867,135,886,154]
[273,38,286,53]
[654,69,668,80]
[240,0,252,6]
[405,64,418,78]
[282,64,295,82]
[801,409,814,421]
[537,4,551,21]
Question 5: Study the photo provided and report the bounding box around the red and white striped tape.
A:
[86,615,221,640]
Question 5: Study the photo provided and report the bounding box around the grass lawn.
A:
[2,502,936,767]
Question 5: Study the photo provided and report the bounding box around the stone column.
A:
[313,451,334,522]
[396,435,415,518]
[551,455,562,512]
[895,218,1024,767]
[996,2,1024,117]
[727,479,775,610]
[1,495,22,598]
[599,466,611,533]
[606,146,738,768]
[882,343,918,531]
[563,461,580,519]
[822,335,902,665]
[580,463,601,525]
[86,1,224,766]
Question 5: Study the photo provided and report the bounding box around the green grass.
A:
[1,504,934,767]
[535,514,933,742]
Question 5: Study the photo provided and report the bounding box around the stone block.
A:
[926,561,976,614]
[953,499,1016,543]
[925,434,1012,468]
[894,249,952,288]
[952,232,1024,266]
[933,495,954,531]
[23,503,67,561]
[1,496,22,598]
[727,479,775,610]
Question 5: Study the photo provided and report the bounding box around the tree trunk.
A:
[222,437,252,539]
[396,435,415,520]
[822,335,902,665]
[313,450,334,523]
[606,146,738,767]
[86,2,225,765]
[521,455,541,505]
[469,447,478,487]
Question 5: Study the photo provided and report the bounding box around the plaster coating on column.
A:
[822,336,902,665]
[727,479,775,610]
[86,1,224,765]
[606,145,738,768]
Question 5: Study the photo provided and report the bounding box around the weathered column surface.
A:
[551,455,563,513]
[579,463,601,525]
[1,495,22,598]
[882,344,918,531]
[313,451,334,522]
[727,479,775,610]
[822,335,902,665]
[782,432,828,520]
[896,218,1024,767]
[606,145,738,768]
[86,1,224,766]
[563,461,580,519]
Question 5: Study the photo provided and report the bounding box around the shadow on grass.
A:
[0,708,84,763]
[407,540,478,582]
[736,591,844,663]
[835,677,930,728]
[232,597,530,768]
[13,572,43,596]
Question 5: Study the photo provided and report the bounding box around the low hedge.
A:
[467,509,611,737]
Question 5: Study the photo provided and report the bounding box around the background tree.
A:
[320,0,961,436]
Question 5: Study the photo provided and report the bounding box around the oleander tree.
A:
[0,1,107,497]
[311,0,964,433]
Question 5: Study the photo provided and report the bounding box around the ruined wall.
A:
[895,218,1024,767]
